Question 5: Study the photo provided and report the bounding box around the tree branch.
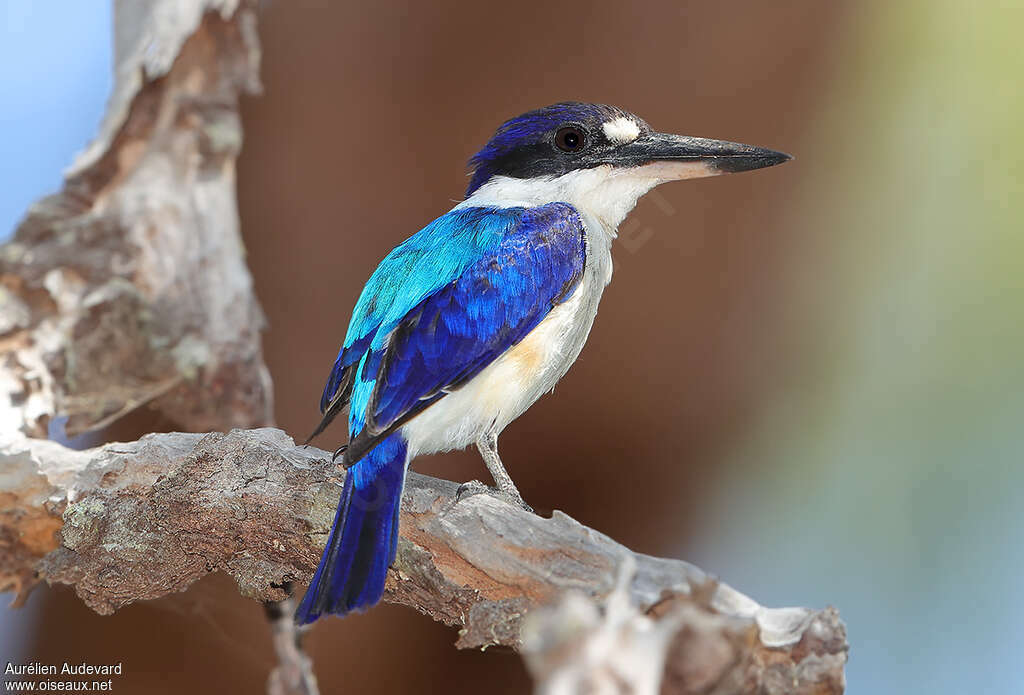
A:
[1,428,847,694]
[0,0,270,440]
[0,3,298,686]
[263,584,319,695]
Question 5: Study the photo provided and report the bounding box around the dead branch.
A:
[264,583,319,695]
[0,428,846,694]
[0,1,293,687]
[0,0,271,441]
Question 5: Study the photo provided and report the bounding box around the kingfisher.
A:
[295,102,790,623]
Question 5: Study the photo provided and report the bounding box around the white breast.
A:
[403,167,651,458]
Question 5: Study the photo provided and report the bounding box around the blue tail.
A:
[295,433,407,624]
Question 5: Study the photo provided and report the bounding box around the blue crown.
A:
[466,102,640,196]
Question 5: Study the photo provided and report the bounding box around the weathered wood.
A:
[1,428,846,694]
[0,0,270,441]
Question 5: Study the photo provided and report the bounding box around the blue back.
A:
[319,203,587,464]
[319,207,512,413]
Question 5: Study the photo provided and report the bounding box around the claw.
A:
[455,480,533,513]
[331,443,348,463]
[456,479,491,501]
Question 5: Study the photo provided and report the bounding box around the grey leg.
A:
[467,432,531,511]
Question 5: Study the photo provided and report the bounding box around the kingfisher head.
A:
[465,102,790,227]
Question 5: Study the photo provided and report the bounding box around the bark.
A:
[0,0,271,441]
[1,428,847,694]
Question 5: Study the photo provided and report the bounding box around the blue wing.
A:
[309,203,586,464]
[314,206,514,416]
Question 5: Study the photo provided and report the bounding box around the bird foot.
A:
[455,479,533,513]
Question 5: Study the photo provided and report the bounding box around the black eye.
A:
[555,126,586,152]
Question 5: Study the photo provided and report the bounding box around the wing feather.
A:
[341,202,586,465]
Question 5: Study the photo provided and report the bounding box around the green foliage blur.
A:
[694,3,1024,692]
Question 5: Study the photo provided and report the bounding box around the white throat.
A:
[460,165,675,236]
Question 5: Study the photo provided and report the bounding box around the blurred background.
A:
[3,0,1023,693]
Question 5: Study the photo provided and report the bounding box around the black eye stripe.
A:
[555,126,587,152]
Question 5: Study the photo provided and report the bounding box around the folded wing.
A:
[309,202,586,463]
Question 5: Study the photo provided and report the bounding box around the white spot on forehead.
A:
[602,117,641,144]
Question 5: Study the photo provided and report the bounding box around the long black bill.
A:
[599,132,792,179]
